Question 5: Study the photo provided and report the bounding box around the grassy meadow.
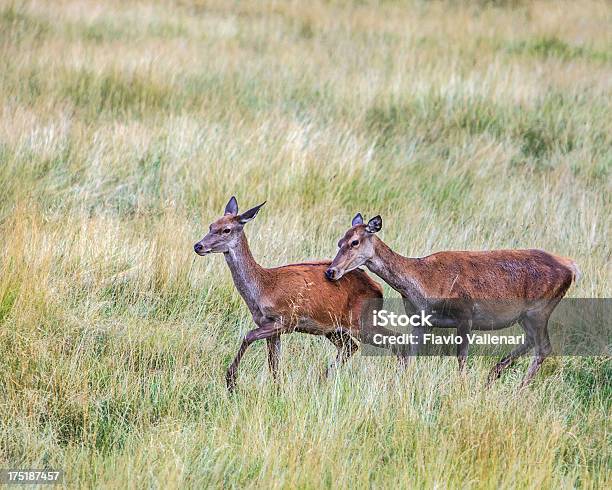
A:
[0,0,611,487]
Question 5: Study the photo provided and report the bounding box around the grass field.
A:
[0,0,611,487]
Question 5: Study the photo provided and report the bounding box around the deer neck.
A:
[366,237,425,300]
[224,232,266,307]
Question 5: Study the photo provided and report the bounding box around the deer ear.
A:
[352,213,364,226]
[365,215,382,233]
[238,201,266,224]
[224,196,238,216]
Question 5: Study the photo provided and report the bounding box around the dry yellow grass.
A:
[0,0,610,488]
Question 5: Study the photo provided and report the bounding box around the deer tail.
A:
[559,257,581,283]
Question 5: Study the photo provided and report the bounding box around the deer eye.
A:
[351,240,359,247]
[222,228,231,234]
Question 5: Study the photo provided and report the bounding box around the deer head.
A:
[325,213,382,281]
[194,196,266,255]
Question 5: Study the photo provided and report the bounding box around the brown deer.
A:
[194,197,384,391]
[326,214,580,387]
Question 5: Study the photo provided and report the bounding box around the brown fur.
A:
[261,262,382,335]
[400,248,575,300]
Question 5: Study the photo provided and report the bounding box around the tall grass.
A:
[0,0,610,487]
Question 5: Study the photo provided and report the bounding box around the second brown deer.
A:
[326,213,580,387]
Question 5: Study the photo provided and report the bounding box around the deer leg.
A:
[324,329,358,378]
[456,321,471,373]
[409,325,430,358]
[266,336,281,382]
[519,314,552,388]
[486,339,533,386]
[226,322,283,392]
[359,325,411,363]
[486,319,534,385]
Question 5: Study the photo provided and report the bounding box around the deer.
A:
[193,197,385,392]
[325,213,581,387]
